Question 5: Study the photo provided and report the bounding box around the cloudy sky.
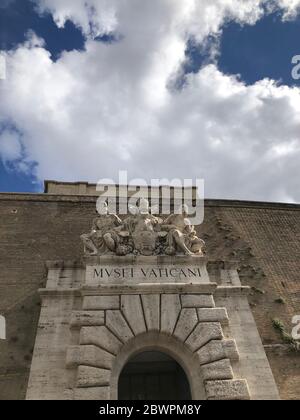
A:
[0,0,300,202]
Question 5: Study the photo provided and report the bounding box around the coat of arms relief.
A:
[81,198,205,257]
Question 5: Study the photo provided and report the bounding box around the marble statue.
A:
[162,204,205,256]
[80,202,123,255]
[81,199,205,256]
[130,198,165,256]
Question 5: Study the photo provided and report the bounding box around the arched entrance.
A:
[118,350,192,400]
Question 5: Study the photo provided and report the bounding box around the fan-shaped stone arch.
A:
[66,290,250,400]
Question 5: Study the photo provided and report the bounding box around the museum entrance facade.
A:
[26,257,258,400]
[118,351,191,400]
[24,189,279,400]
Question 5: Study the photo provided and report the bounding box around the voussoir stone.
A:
[173,308,198,342]
[141,294,160,331]
[106,310,134,343]
[160,294,181,335]
[197,339,239,365]
[185,322,223,352]
[80,326,123,355]
[121,295,147,335]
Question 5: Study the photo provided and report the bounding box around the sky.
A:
[0,0,300,202]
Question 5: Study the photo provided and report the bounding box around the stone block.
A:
[197,308,229,325]
[185,322,223,351]
[66,345,114,370]
[181,294,215,308]
[77,366,110,388]
[73,386,110,400]
[201,359,233,381]
[205,379,250,400]
[141,294,160,331]
[80,326,123,355]
[70,311,105,328]
[83,296,120,310]
[121,295,146,335]
[197,339,239,365]
[173,308,198,342]
[106,310,134,343]
[160,294,181,335]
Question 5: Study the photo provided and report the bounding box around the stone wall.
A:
[0,192,299,399]
[26,257,276,400]
[27,277,251,400]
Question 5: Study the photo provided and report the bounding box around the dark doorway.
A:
[118,351,192,400]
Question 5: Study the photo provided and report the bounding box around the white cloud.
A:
[0,129,22,162]
[33,0,119,38]
[32,0,300,39]
[0,0,300,202]
[275,0,300,20]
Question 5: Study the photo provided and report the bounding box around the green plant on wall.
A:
[272,318,300,352]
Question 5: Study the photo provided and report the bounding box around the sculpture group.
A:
[81,199,205,257]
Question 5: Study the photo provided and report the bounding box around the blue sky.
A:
[219,12,300,86]
[0,0,299,201]
[184,11,300,87]
[0,0,85,60]
[0,0,84,192]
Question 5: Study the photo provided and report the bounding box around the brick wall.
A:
[0,194,299,399]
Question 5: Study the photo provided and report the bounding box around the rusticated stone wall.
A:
[0,192,299,399]
[27,280,251,400]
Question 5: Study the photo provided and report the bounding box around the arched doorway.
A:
[118,350,192,400]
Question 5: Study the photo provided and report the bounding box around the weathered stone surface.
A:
[197,339,239,365]
[66,345,114,370]
[141,294,160,331]
[106,310,134,343]
[80,326,123,355]
[160,294,181,335]
[1,187,297,400]
[222,339,239,361]
[77,366,110,388]
[121,295,146,335]
[216,294,281,400]
[201,359,233,381]
[181,294,215,308]
[25,295,76,400]
[73,386,110,400]
[82,296,119,310]
[82,282,215,295]
[173,308,198,342]
[86,261,208,285]
[205,379,250,400]
[185,322,223,351]
[197,308,228,325]
[70,311,105,328]
[63,389,74,400]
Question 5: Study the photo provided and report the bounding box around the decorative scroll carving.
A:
[81,199,205,257]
